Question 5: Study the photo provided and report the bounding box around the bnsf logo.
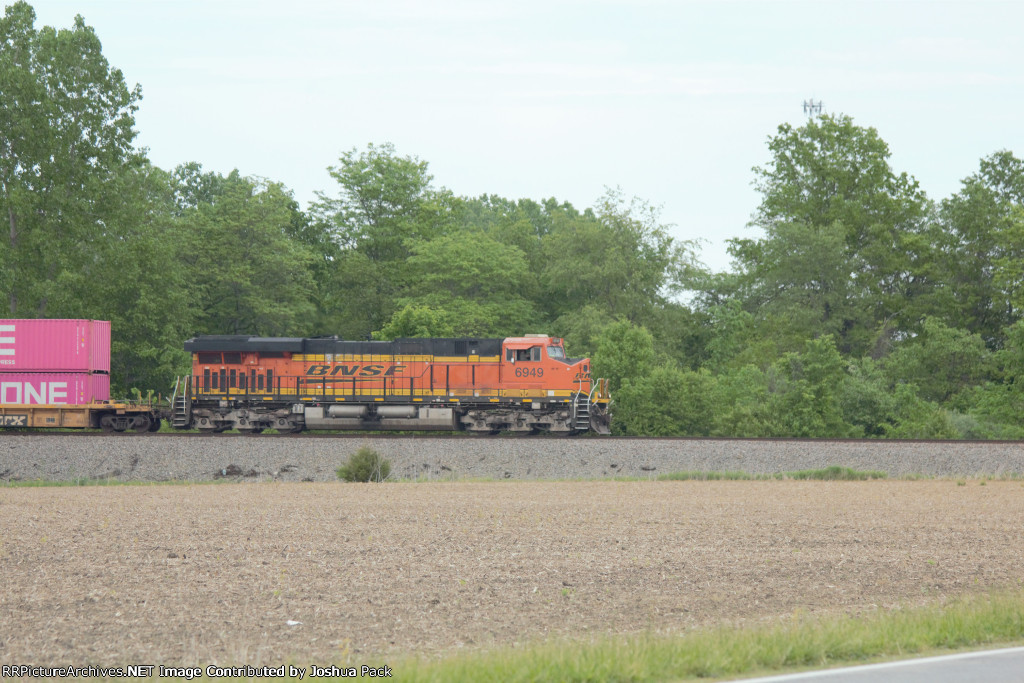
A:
[1,381,68,404]
[305,365,406,377]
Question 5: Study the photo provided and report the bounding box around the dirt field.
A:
[1,480,1023,666]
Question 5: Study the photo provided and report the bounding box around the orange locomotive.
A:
[173,334,611,434]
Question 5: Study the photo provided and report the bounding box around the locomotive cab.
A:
[501,336,588,390]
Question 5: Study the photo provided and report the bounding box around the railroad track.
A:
[2,432,1022,484]
[1,430,1023,445]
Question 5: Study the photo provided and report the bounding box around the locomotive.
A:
[172,334,611,434]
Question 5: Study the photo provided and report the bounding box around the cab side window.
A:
[514,347,541,361]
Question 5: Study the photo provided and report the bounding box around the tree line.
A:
[3,2,1024,438]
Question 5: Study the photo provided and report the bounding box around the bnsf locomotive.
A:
[172,334,611,434]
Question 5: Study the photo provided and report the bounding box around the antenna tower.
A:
[803,99,823,117]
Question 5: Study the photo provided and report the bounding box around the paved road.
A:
[732,646,1024,682]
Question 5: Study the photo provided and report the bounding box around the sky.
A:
[25,0,1024,272]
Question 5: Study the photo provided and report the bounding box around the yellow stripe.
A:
[292,354,500,363]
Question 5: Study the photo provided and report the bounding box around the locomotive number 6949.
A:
[173,334,611,435]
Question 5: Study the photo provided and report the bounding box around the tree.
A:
[591,320,655,394]
[313,142,439,260]
[613,366,717,436]
[179,170,316,335]
[0,2,142,314]
[385,231,539,337]
[769,336,855,437]
[725,114,933,354]
[310,143,459,337]
[540,189,698,325]
[83,164,193,393]
[375,304,455,340]
[934,151,1024,347]
[882,317,990,406]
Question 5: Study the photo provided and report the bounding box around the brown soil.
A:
[1,480,1023,666]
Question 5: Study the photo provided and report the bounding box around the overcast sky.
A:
[27,0,1024,271]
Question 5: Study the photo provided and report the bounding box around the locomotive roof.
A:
[184,335,505,357]
[184,336,305,352]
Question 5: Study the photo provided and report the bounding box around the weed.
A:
[657,471,761,481]
[336,446,392,482]
[786,466,887,481]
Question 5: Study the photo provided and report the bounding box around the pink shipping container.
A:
[0,319,111,373]
[0,372,111,405]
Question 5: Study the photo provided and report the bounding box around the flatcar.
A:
[172,334,611,434]
[0,318,162,432]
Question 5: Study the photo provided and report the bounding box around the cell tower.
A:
[803,99,823,117]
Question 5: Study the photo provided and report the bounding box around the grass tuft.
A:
[658,466,888,482]
[657,470,762,481]
[786,465,887,481]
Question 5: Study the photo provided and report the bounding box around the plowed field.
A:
[1,480,1023,666]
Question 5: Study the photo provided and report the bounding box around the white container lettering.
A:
[0,381,68,404]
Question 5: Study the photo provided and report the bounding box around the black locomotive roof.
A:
[184,336,503,357]
[184,336,305,352]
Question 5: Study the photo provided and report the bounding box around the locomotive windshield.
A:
[547,345,565,360]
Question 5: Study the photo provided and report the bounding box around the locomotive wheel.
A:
[147,417,162,432]
[273,418,302,434]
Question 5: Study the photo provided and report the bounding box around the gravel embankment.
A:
[1,434,1022,482]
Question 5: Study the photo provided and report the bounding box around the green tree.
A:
[724,114,933,354]
[935,151,1024,347]
[73,164,194,394]
[179,170,315,335]
[0,2,142,314]
[375,304,455,340]
[382,231,539,337]
[883,317,990,406]
[591,320,655,393]
[613,366,717,436]
[710,337,855,438]
[311,143,459,337]
[769,336,855,437]
[966,320,1024,437]
[540,189,698,326]
[314,142,440,260]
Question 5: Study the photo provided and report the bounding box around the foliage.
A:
[786,466,887,480]
[376,304,456,340]
[591,320,655,393]
[336,447,392,483]
[178,170,316,335]
[882,317,990,406]
[0,1,142,316]
[612,366,716,436]
[540,189,698,324]
[722,114,932,355]
[8,5,1024,439]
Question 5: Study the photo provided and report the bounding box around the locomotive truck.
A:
[171,334,611,434]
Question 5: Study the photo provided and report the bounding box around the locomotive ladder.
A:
[171,375,192,429]
[572,391,591,431]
